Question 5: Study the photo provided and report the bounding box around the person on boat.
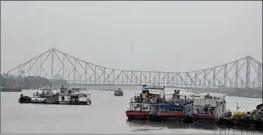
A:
[197,109,200,114]
[209,109,213,115]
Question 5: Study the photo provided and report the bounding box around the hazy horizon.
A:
[1,1,262,73]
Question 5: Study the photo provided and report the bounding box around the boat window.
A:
[62,96,65,101]
[175,108,183,112]
[169,108,176,112]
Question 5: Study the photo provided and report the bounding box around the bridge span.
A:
[5,48,262,89]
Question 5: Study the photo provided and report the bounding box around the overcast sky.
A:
[1,1,262,73]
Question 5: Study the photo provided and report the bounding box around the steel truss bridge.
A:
[6,48,262,89]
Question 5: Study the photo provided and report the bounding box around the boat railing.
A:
[196,111,217,116]
[166,97,194,105]
[194,105,218,116]
[130,96,165,104]
[158,107,184,113]
[127,107,142,111]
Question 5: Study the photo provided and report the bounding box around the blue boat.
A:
[148,90,195,122]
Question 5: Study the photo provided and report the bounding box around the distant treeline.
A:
[0,75,68,89]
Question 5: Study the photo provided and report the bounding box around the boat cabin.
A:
[165,90,195,105]
[131,85,166,104]
[58,86,91,104]
[128,85,166,113]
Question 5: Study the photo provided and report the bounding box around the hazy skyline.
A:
[1,1,262,73]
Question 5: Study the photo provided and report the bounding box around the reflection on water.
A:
[127,120,262,134]
[1,88,262,134]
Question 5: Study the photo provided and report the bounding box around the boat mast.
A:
[236,102,240,112]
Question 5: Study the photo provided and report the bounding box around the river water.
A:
[1,87,262,134]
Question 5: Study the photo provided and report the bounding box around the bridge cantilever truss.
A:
[6,48,262,89]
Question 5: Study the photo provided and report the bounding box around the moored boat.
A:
[191,93,227,123]
[152,90,195,122]
[126,85,166,120]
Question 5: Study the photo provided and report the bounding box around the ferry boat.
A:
[31,85,57,104]
[125,84,166,120]
[58,86,91,105]
[114,88,124,96]
[191,93,226,123]
[152,90,195,122]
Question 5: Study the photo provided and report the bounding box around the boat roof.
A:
[149,91,165,95]
[72,91,90,95]
[165,91,197,96]
[193,93,226,97]
[134,91,164,95]
[142,84,165,90]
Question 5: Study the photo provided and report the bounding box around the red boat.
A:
[125,84,166,120]
[126,110,150,120]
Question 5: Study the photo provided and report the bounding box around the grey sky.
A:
[1,1,262,73]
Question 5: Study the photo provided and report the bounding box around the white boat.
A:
[58,86,91,105]
[32,85,55,104]
[31,94,45,103]
[191,92,227,122]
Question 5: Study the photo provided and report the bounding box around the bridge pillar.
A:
[246,57,250,88]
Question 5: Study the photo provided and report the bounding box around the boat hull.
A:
[114,91,123,96]
[114,93,123,96]
[126,111,150,120]
[193,114,218,123]
[149,112,193,122]
[18,96,32,103]
[59,100,91,105]
[44,98,59,104]
[218,117,263,129]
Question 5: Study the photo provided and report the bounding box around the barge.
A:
[218,103,263,130]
